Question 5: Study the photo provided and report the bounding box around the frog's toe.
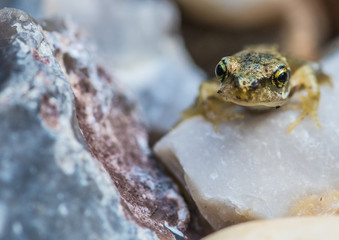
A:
[287,92,321,132]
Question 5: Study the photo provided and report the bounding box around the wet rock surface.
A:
[0,8,189,240]
[154,52,339,229]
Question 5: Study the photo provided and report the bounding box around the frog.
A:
[182,45,331,132]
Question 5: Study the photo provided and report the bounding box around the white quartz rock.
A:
[154,51,339,230]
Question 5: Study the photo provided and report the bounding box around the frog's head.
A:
[215,50,291,107]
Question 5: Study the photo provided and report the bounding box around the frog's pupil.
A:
[216,64,225,77]
[278,72,287,82]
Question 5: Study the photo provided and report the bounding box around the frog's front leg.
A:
[182,80,243,130]
[287,64,321,132]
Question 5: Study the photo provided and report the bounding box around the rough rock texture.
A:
[154,51,339,230]
[44,14,190,239]
[42,0,205,132]
[0,0,41,18]
[0,8,189,240]
[203,216,339,240]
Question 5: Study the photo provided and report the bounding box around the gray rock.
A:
[0,8,189,240]
[154,51,339,230]
[42,0,205,132]
[0,0,41,18]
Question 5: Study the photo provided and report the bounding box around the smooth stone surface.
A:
[154,51,339,229]
[0,8,189,240]
[42,0,205,132]
[203,216,339,240]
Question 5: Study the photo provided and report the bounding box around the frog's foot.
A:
[181,80,244,131]
[181,80,243,130]
[287,94,320,132]
[181,97,243,131]
[287,64,321,132]
[201,98,244,131]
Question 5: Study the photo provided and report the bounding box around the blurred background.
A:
[1,0,339,142]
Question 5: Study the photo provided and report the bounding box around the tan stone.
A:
[203,217,339,240]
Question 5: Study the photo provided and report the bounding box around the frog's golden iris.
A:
[215,58,228,82]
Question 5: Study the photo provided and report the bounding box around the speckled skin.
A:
[217,46,291,107]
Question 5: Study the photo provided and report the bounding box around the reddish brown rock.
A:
[41,17,190,239]
[40,94,59,129]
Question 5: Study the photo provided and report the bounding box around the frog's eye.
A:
[215,58,228,82]
[272,66,290,88]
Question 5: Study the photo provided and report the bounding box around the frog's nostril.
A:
[234,79,240,88]
[234,79,248,89]
[250,80,259,90]
[234,78,258,90]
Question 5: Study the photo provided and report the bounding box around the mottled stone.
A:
[0,8,189,240]
[0,0,41,18]
[154,51,339,229]
[43,15,190,239]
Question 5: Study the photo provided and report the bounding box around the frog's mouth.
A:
[218,79,290,108]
